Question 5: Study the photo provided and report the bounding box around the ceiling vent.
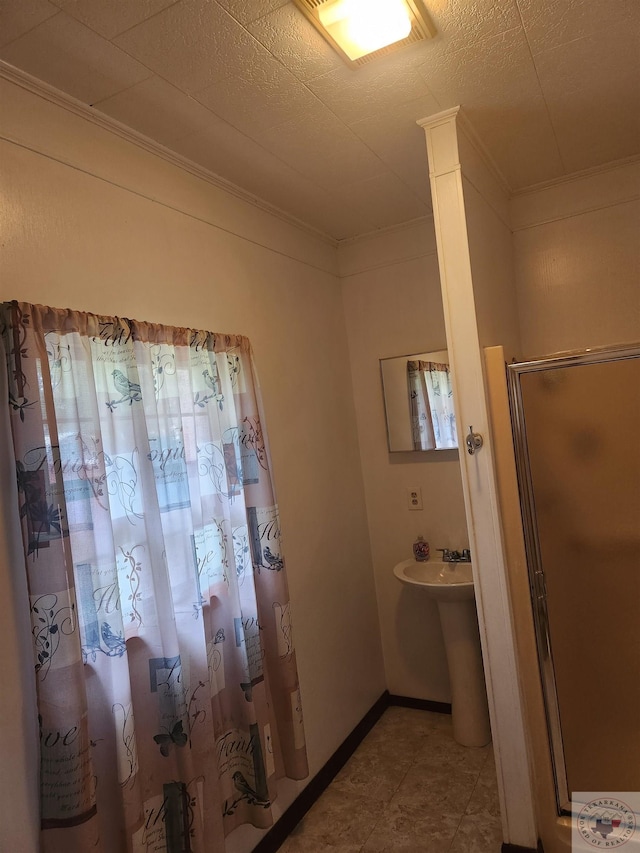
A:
[292,0,437,68]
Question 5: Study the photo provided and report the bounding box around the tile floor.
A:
[278,706,502,853]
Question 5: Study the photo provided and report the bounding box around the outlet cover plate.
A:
[408,487,423,510]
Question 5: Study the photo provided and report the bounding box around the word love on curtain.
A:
[1,302,308,853]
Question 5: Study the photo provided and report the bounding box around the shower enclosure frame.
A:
[507,342,640,816]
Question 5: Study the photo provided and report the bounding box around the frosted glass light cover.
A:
[318,0,412,60]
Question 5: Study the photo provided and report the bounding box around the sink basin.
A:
[393,559,474,601]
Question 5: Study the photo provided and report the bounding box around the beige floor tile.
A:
[373,706,447,736]
[331,745,411,801]
[275,708,503,853]
[465,756,501,819]
[362,801,461,852]
[331,708,451,802]
[390,761,477,814]
[413,728,491,774]
[279,838,362,853]
[284,785,385,849]
[447,810,503,853]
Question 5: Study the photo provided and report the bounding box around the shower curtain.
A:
[1,301,308,852]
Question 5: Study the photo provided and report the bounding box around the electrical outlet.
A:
[407,487,423,510]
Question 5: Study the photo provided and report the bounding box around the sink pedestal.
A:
[437,599,491,747]
[393,558,491,748]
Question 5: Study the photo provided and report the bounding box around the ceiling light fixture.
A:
[293,0,436,67]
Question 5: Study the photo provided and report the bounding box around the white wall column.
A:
[418,108,537,848]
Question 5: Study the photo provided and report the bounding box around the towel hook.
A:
[465,426,484,455]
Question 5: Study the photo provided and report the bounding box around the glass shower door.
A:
[508,345,640,812]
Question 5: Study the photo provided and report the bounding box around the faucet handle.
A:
[461,548,471,561]
[436,548,452,561]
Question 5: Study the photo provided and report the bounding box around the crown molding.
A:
[0,60,338,249]
[511,153,640,197]
[415,106,461,128]
[337,213,434,246]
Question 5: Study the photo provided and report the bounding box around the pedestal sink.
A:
[394,559,491,748]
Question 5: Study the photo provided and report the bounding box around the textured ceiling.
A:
[1,0,639,239]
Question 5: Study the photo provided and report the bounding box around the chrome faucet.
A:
[437,548,471,562]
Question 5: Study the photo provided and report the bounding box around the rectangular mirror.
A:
[380,350,458,452]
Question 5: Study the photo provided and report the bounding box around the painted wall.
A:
[0,75,386,853]
[511,161,640,357]
[459,130,522,359]
[339,221,468,703]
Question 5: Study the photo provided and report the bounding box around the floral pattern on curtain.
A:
[1,301,308,853]
[407,360,457,451]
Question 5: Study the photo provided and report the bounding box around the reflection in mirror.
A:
[380,350,458,452]
[408,359,457,450]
